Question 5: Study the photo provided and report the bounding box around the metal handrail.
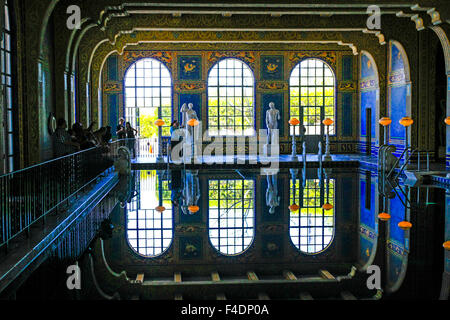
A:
[0,140,123,252]
[389,146,416,180]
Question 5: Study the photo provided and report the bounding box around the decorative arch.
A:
[359,50,380,156]
[429,26,450,170]
[38,0,60,58]
[387,40,412,157]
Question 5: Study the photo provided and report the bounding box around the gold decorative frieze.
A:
[289,51,337,69]
[122,51,174,69]
[338,81,357,92]
[206,51,256,70]
[257,81,288,92]
[104,82,122,93]
[174,81,206,93]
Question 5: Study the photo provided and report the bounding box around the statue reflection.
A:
[264,169,280,214]
[113,147,138,208]
[181,170,201,215]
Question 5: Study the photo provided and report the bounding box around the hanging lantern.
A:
[322,118,334,127]
[289,118,300,126]
[322,203,334,211]
[155,206,166,213]
[188,205,200,213]
[289,204,300,212]
[187,119,200,127]
[154,119,165,127]
[378,213,391,221]
[443,241,450,250]
[398,221,412,230]
[445,117,450,126]
[379,117,392,127]
[399,117,414,127]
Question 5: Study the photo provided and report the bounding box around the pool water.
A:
[105,167,447,300]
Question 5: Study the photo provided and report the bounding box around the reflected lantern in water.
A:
[398,221,412,230]
[378,213,391,221]
[188,205,200,214]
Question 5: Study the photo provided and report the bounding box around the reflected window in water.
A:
[126,171,173,257]
[208,179,255,256]
[290,179,335,254]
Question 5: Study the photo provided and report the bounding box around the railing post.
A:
[417,151,421,171]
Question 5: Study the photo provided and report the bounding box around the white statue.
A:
[181,103,189,127]
[266,102,280,145]
[186,103,198,122]
[183,103,199,150]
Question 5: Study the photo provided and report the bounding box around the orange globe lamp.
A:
[289,118,300,126]
[399,117,414,127]
[445,117,450,126]
[289,204,300,212]
[379,117,392,126]
[155,206,166,213]
[187,119,200,127]
[154,119,165,127]
[322,203,334,211]
[322,118,334,126]
[443,241,450,250]
[188,205,200,214]
[398,221,412,230]
[378,213,391,221]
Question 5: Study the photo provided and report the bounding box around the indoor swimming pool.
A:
[92,167,448,300]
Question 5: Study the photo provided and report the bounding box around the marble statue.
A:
[181,103,198,127]
[266,102,280,145]
[180,103,189,127]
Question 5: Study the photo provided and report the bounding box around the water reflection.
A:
[104,167,448,299]
[289,169,335,254]
[181,170,201,215]
[265,170,280,214]
[208,179,255,256]
[126,171,173,257]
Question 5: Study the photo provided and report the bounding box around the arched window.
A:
[289,59,336,136]
[1,0,15,172]
[207,58,255,136]
[126,171,173,257]
[289,179,335,254]
[124,58,172,137]
[208,179,255,256]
